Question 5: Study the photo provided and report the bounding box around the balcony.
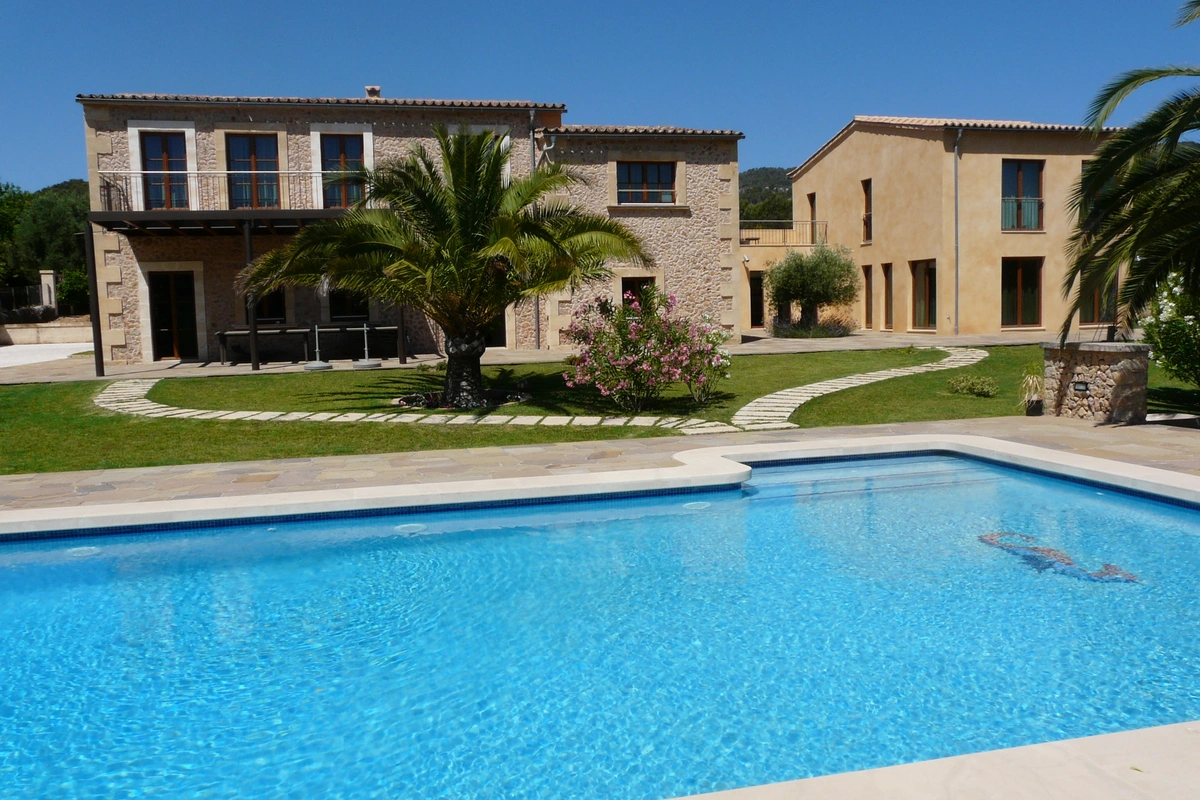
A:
[92,171,360,236]
[739,220,828,247]
[1001,197,1043,231]
[95,171,366,213]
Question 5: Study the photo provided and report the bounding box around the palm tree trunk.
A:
[444,334,488,408]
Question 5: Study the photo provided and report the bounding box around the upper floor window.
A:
[227,134,279,209]
[861,179,873,242]
[141,132,189,210]
[321,134,365,209]
[617,162,675,204]
[1002,159,1043,230]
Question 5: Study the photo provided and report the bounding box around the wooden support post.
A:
[245,220,259,371]
[82,222,105,377]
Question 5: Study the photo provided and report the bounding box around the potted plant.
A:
[1019,362,1045,416]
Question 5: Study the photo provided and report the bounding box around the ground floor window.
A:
[621,276,655,304]
[862,265,873,328]
[329,290,369,321]
[1001,258,1042,327]
[248,289,286,325]
[1079,284,1116,325]
[749,273,765,328]
[882,263,893,330]
[911,260,936,329]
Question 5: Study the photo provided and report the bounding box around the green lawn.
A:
[148,348,945,424]
[0,348,939,475]
[3,345,1192,476]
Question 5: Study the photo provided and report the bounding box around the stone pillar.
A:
[1043,342,1150,424]
[39,270,58,310]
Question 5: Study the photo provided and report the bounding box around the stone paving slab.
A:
[2,417,1197,512]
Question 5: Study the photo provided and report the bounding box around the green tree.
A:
[1064,0,1200,339]
[0,181,31,287]
[766,245,859,328]
[241,126,649,408]
[12,180,89,285]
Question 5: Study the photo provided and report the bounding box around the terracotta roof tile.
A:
[852,115,1119,133]
[540,124,743,138]
[76,93,565,111]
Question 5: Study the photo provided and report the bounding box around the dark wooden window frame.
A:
[226,133,280,210]
[911,259,937,330]
[862,265,873,328]
[1079,284,1117,325]
[861,179,873,243]
[1002,159,1045,231]
[882,263,894,330]
[1001,257,1043,327]
[616,162,676,205]
[321,133,365,209]
[141,132,190,210]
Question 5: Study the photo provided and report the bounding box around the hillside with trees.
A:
[0,178,89,309]
[740,166,792,223]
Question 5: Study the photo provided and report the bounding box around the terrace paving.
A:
[1,415,1197,511]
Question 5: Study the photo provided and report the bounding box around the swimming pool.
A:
[3,453,1199,798]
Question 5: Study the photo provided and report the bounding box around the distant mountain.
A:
[740,167,791,222]
[739,167,790,205]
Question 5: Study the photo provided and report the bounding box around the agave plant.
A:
[239,126,649,407]
[1063,0,1200,341]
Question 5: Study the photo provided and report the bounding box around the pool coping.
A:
[4,433,1200,538]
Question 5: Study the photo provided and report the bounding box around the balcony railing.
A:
[739,220,828,247]
[1001,197,1043,231]
[96,171,365,213]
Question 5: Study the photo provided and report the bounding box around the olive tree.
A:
[765,245,859,328]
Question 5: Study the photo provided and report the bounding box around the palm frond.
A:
[1087,66,1200,129]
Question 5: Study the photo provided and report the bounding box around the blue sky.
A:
[1,0,1198,191]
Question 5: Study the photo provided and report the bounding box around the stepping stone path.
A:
[731,347,989,429]
[92,347,986,436]
[91,380,731,433]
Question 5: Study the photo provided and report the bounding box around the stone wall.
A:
[1043,342,1149,424]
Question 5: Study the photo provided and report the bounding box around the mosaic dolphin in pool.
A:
[978,532,1138,583]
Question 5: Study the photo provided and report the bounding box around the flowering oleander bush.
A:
[563,286,731,412]
[1142,273,1200,388]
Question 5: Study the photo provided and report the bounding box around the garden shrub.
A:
[948,374,999,398]
[1142,273,1200,388]
[771,309,858,339]
[563,286,731,412]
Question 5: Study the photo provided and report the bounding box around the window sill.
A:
[1079,323,1116,328]
[608,204,689,211]
[1000,229,1046,234]
[1000,326,1045,331]
[861,240,873,246]
[906,328,937,333]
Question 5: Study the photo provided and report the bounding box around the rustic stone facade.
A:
[80,93,742,364]
[1043,342,1150,424]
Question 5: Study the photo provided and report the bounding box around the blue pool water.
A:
[3,454,1200,798]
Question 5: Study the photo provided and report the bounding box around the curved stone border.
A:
[92,380,743,434]
[5,434,1200,537]
[731,347,989,429]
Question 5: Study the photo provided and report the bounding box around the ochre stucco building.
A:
[741,117,1116,337]
[79,91,743,364]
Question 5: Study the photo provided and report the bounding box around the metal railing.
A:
[739,220,828,246]
[96,171,365,213]
[0,285,45,312]
[1001,197,1043,231]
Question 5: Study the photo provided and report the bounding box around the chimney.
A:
[365,85,381,99]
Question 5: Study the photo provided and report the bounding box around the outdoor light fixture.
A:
[1073,381,1090,392]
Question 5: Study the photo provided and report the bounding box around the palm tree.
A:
[240,126,649,407]
[1063,0,1200,340]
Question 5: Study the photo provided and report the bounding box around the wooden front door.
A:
[148,272,199,360]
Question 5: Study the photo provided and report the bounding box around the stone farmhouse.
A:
[741,116,1116,337]
[79,90,744,365]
